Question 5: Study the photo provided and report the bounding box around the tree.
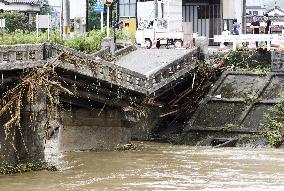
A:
[40,0,52,15]
[0,12,35,32]
[88,0,104,30]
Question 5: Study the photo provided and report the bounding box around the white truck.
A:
[136,0,183,49]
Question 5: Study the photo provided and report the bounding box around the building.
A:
[118,0,245,45]
[50,5,60,30]
[246,6,284,34]
[49,0,86,33]
[0,0,42,21]
[246,5,266,16]
[267,6,284,33]
[266,6,284,16]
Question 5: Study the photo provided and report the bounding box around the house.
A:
[246,5,266,16]
[246,6,284,34]
[0,0,42,22]
[118,0,245,45]
[50,5,60,30]
[267,6,284,33]
[267,6,284,16]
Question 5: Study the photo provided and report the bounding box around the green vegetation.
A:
[0,28,132,53]
[225,123,239,129]
[40,0,52,15]
[0,30,53,45]
[64,30,107,53]
[0,30,107,53]
[0,12,35,32]
[263,93,284,148]
[221,48,271,72]
[244,93,257,105]
[0,162,57,174]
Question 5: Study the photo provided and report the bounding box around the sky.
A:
[48,0,60,6]
[247,0,284,8]
[48,0,284,9]
[49,0,86,18]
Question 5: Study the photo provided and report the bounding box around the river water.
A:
[1,142,284,191]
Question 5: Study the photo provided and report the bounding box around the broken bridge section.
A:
[186,71,284,139]
[0,42,198,165]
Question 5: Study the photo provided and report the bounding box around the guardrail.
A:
[147,49,197,94]
[214,34,279,50]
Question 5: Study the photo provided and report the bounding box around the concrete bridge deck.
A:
[116,48,190,77]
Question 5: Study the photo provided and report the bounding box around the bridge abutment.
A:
[58,108,131,151]
[0,90,47,166]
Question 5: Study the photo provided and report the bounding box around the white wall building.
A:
[0,0,42,21]
[266,6,284,16]
[246,5,266,16]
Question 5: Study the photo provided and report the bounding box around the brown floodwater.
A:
[1,142,284,191]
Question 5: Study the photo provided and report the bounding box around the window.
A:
[119,0,136,17]
[253,11,258,15]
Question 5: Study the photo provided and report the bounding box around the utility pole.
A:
[62,0,70,39]
[242,0,246,34]
[154,0,158,18]
[86,0,89,32]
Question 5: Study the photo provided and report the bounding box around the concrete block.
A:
[101,37,115,56]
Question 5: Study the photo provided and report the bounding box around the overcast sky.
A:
[247,0,284,8]
[48,0,60,6]
[47,0,284,8]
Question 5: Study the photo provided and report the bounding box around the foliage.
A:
[64,30,107,53]
[263,93,284,148]
[225,123,238,129]
[221,49,271,72]
[244,93,257,105]
[115,30,136,44]
[0,28,134,53]
[0,30,109,53]
[40,0,52,15]
[0,162,57,174]
[0,30,49,45]
[0,12,35,32]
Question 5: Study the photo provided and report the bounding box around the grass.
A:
[0,29,132,54]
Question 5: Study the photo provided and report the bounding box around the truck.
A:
[135,0,183,49]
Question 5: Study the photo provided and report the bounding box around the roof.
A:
[0,0,42,5]
[266,6,284,14]
[246,6,266,9]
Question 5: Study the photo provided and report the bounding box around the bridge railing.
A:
[0,44,45,64]
[0,42,197,95]
[48,42,149,94]
[147,49,197,94]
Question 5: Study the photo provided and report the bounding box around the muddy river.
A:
[1,142,284,190]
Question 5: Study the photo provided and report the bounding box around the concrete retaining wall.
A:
[185,71,284,146]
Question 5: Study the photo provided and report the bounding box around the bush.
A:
[0,29,108,53]
[64,30,106,53]
[263,93,284,147]
[0,12,35,32]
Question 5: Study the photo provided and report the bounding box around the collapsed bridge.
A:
[0,42,199,166]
